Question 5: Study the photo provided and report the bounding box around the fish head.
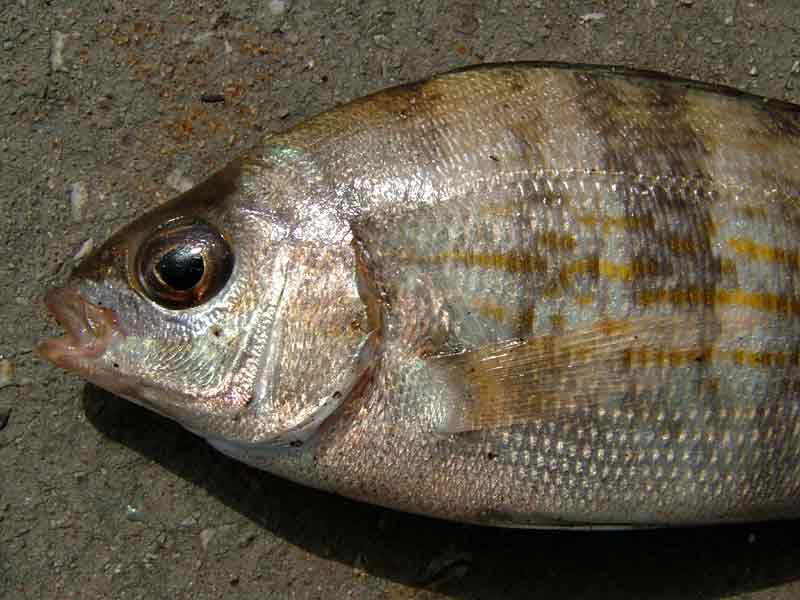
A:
[38,154,321,442]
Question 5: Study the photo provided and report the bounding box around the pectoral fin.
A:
[434,314,715,433]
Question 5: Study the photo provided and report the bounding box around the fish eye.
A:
[158,247,205,291]
[135,218,234,309]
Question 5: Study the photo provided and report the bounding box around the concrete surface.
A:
[3,1,800,598]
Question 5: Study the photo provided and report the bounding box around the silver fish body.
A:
[41,63,800,527]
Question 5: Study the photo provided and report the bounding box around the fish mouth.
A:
[38,287,125,369]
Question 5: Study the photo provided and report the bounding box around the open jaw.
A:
[38,287,125,371]
[38,287,204,429]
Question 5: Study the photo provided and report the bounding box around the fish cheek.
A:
[111,328,230,411]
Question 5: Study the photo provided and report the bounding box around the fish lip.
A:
[38,287,124,368]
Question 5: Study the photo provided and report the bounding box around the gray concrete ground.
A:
[3,1,800,598]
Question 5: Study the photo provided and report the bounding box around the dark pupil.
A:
[157,247,204,291]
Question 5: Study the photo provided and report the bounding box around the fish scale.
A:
[40,63,800,527]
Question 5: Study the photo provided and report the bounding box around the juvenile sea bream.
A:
[40,63,800,527]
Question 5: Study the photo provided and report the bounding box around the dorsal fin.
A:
[434,314,717,433]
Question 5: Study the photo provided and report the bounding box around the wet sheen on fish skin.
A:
[41,63,800,527]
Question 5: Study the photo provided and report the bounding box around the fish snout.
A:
[38,287,124,368]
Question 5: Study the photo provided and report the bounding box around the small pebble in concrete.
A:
[579,12,606,24]
[68,181,88,221]
[0,359,13,389]
[166,168,194,194]
[269,0,287,16]
[200,528,216,551]
[73,238,93,262]
[50,31,67,72]
[200,93,225,103]
[125,505,146,522]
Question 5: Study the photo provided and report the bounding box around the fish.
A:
[39,62,800,528]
